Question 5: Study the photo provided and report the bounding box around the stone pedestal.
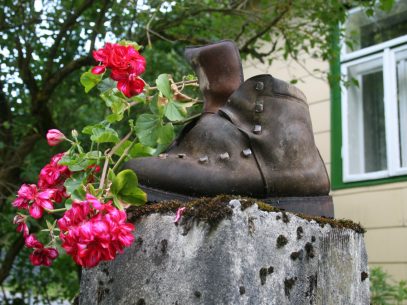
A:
[79,199,370,305]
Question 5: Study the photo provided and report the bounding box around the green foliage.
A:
[110,170,146,206]
[80,70,103,93]
[370,267,407,305]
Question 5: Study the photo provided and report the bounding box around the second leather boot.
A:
[125,48,333,217]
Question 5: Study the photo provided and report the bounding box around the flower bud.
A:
[46,129,66,146]
[71,129,78,138]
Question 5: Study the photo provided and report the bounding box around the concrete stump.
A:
[79,199,370,305]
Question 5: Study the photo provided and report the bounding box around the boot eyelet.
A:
[253,125,262,134]
[255,81,264,91]
[242,148,252,157]
[220,152,230,160]
[199,156,209,163]
[255,100,264,112]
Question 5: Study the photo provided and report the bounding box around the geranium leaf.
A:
[64,174,86,200]
[156,74,172,99]
[90,127,120,143]
[110,170,145,206]
[135,113,160,147]
[80,70,102,93]
[164,101,184,121]
[157,123,174,145]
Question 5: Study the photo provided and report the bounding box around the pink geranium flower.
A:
[29,247,59,266]
[13,184,54,219]
[25,234,43,248]
[46,129,66,146]
[58,194,135,268]
[91,43,146,97]
[13,215,29,237]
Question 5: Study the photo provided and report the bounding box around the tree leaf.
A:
[80,71,102,93]
[156,74,172,98]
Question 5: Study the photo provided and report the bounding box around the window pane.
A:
[345,2,407,53]
[362,71,387,172]
[397,53,407,168]
[346,58,387,175]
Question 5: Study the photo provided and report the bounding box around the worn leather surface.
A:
[219,74,330,196]
[184,40,243,113]
[125,74,330,198]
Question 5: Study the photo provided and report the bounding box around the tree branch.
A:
[239,1,292,54]
[0,235,24,285]
[45,0,95,79]
[89,0,111,54]
[43,55,93,97]
[15,37,38,97]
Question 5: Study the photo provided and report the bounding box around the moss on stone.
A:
[126,195,365,233]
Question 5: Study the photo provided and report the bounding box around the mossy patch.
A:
[126,195,365,233]
[276,235,288,248]
[127,195,234,227]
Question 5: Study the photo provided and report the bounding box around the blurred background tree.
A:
[0,0,394,303]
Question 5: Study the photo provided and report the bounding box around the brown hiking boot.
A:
[124,47,333,218]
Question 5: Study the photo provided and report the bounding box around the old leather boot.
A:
[125,52,333,217]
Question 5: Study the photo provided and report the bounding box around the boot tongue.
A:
[184,40,243,113]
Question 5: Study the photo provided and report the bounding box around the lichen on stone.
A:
[126,195,365,233]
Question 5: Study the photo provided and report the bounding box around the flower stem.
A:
[98,130,133,190]
[112,137,137,173]
[172,112,202,125]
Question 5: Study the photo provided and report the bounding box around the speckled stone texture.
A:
[79,200,370,305]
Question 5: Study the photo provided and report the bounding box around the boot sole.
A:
[140,185,334,218]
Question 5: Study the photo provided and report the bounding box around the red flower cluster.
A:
[91,43,146,98]
[58,194,135,268]
[25,234,58,266]
[13,153,70,219]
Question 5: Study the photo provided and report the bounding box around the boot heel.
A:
[263,196,334,218]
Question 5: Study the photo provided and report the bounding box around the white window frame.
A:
[341,22,407,182]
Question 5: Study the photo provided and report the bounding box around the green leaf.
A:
[135,113,160,147]
[118,40,142,50]
[119,187,147,206]
[97,78,116,93]
[157,123,174,145]
[85,150,102,159]
[114,141,153,158]
[106,113,124,123]
[82,123,105,135]
[80,70,102,93]
[90,127,120,143]
[112,196,124,210]
[149,94,164,116]
[100,88,126,107]
[156,74,172,98]
[64,175,86,200]
[110,169,146,206]
[64,198,73,210]
[164,101,184,121]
